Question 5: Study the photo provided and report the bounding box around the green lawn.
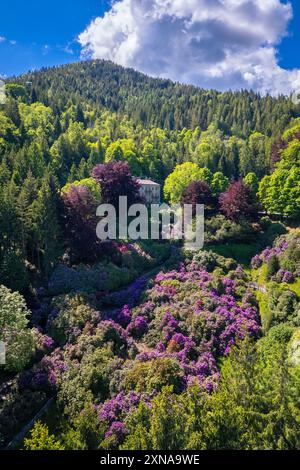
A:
[205,243,260,267]
[252,264,268,285]
[256,290,272,333]
[252,265,300,297]
[290,278,300,297]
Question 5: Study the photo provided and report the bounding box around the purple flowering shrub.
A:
[97,391,152,448]
[141,265,259,354]
[18,349,67,393]
[251,234,300,284]
[10,251,265,449]
[188,250,237,273]
[126,316,149,339]
[32,328,55,360]
[72,320,136,359]
[0,389,48,447]
[251,238,289,269]
[102,276,148,308]
[16,321,137,428]
[274,270,294,284]
[101,261,262,416]
[102,421,128,449]
[279,233,300,274]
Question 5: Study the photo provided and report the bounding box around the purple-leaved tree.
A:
[219,180,257,222]
[60,185,99,262]
[92,161,141,210]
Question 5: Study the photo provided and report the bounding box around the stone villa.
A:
[136,178,161,204]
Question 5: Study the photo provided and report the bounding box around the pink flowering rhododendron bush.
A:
[251,233,300,330]
[251,233,300,280]
[1,247,264,449]
[1,235,300,450]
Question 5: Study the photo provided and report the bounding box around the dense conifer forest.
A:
[13,60,299,135]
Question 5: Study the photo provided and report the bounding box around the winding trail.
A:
[249,282,267,295]
[5,398,54,450]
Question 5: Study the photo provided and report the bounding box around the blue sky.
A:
[277,0,300,70]
[0,0,299,94]
[0,0,109,76]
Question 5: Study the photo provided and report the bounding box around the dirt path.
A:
[249,282,267,295]
[5,398,54,450]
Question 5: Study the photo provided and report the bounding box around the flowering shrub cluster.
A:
[130,263,260,358]
[47,241,170,298]
[18,349,67,393]
[274,270,294,284]
[85,258,260,445]
[102,277,148,308]
[251,234,300,285]
[126,316,149,339]
[251,238,289,269]
[6,249,263,450]
[98,391,152,446]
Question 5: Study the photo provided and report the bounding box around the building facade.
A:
[137,179,161,204]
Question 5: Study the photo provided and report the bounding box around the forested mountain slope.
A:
[13,60,299,137]
[1,60,300,452]
[1,59,299,296]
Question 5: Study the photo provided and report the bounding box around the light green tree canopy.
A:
[19,102,54,141]
[279,140,300,170]
[164,162,213,204]
[61,177,101,202]
[258,167,300,219]
[24,421,65,450]
[282,118,300,142]
[244,172,259,194]
[105,139,142,175]
[211,172,230,194]
[0,285,36,372]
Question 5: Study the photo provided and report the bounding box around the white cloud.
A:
[0,37,17,46]
[78,0,300,95]
[42,44,50,55]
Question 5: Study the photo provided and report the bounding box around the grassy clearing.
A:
[289,278,300,297]
[205,243,260,267]
[256,290,272,333]
[252,264,268,285]
[252,265,300,296]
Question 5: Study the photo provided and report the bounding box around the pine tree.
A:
[34,172,61,276]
